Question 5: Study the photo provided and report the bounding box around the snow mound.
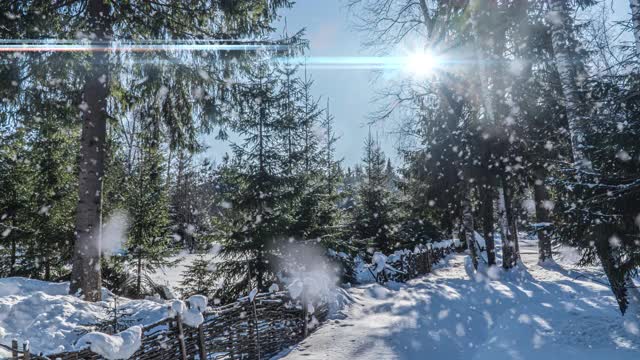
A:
[0,277,69,297]
[76,326,142,360]
[0,277,170,355]
[187,295,207,312]
[166,296,208,328]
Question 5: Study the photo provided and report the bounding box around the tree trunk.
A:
[630,0,640,54]
[70,0,111,301]
[547,0,590,170]
[505,181,520,264]
[533,168,553,263]
[480,185,496,266]
[10,236,16,275]
[136,252,142,297]
[594,226,629,314]
[498,180,516,269]
[461,183,478,270]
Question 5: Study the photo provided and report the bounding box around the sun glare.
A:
[405,51,438,77]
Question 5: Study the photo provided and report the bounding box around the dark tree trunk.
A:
[461,183,478,270]
[499,178,519,269]
[10,236,16,275]
[594,225,630,314]
[70,0,111,301]
[533,168,553,263]
[480,184,496,266]
[136,252,142,297]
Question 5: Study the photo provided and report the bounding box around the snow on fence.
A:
[3,291,327,360]
[371,241,456,284]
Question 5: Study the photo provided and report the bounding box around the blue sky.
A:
[276,0,402,166]
[204,0,396,167]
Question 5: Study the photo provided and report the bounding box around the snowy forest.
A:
[1,0,640,359]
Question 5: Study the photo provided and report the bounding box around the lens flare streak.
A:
[0,39,291,53]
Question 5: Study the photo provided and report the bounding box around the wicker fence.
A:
[4,291,327,360]
[373,244,455,283]
[3,244,454,360]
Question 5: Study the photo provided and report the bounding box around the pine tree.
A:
[352,132,395,253]
[178,255,217,299]
[124,114,174,298]
[213,59,292,302]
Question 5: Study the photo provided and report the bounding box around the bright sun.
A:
[405,51,438,77]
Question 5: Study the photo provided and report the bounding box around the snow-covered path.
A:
[277,240,640,360]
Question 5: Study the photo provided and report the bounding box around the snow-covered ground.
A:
[276,237,640,359]
[0,278,170,356]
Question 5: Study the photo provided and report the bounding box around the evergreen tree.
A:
[213,59,293,302]
[352,132,395,253]
[178,254,217,298]
[124,114,174,298]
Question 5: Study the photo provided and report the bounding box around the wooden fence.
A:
[5,291,327,360]
[374,244,455,283]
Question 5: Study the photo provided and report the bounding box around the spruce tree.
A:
[213,59,292,302]
[178,255,217,299]
[352,132,395,253]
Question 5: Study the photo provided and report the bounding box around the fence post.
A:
[197,324,206,360]
[175,314,188,360]
[22,342,30,360]
[252,299,261,360]
[302,288,308,339]
[11,340,17,360]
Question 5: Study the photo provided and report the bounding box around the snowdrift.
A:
[0,277,171,355]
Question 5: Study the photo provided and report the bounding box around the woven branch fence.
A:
[4,291,327,360]
[373,244,455,283]
[4,244,454,360]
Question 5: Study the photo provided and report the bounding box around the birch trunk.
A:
[630,0,640,54]
[69,0,111,301]
[547,0,591,170]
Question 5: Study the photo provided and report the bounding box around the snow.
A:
[181,308,204,328]
[187,294,207,312]
[0,278,171,355]
[248,288,258,302]
[167,296,207,327]
[276,238,640,359]
[371,252,387,274]
[287,280,304,300]
[75,326,142,360]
